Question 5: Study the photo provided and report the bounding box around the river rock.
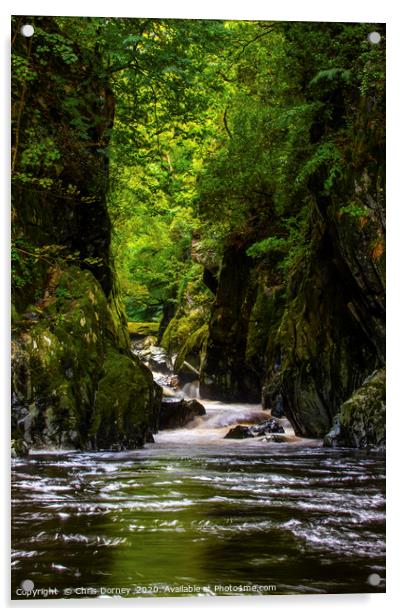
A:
[248,418,285,436]
[263,434,289,443]
[224,417,285,439]
[159,397,206,430]
[224,425,251,439]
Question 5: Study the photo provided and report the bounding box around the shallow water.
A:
[11,401,385,598]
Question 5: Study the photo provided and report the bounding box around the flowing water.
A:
[11,398,385,599]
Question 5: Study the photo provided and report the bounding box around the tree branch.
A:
[223,107,233,140]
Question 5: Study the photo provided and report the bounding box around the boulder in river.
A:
[224,417,285,439]
[159,397,206,430]
[248,418,285,436]
[224,425,251,439]
[323,369,385,449]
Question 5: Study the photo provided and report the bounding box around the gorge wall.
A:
[193,24,386,448]
[197,116,385,448]
[11,17,160,454]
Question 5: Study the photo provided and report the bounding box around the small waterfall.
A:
[132,341,296,444]
[181,380,200,399]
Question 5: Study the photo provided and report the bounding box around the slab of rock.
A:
[159,398,206,430]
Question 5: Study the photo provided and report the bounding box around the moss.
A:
[246,284,284,374]
[11,303,21,326]
[11,264,158,450]
[336,368,385,448]
[11,438,29,458]
[174,323,209,372]
[90,349,153,448]
[127,321,160,337]
[160,266,212,355]
[161,307,207,355]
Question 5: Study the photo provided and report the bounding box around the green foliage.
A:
[247,236,288,258]
[196,20,385,279]
[11,239,35,290]
[309,68,351,87]
[339,201,370,218]
[106,20,229,321]
[11,17,385,330]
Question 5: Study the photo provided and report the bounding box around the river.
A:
[11,396,385,599]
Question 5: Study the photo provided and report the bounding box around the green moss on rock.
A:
[128,322,160,337]
[11,265,159,451]
[90,350,154,448]
[174,323,209,373]
[161,307,208,355]
[246,284,284,375]
[324,369,385,449]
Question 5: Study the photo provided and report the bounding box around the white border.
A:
[2,1,402,614]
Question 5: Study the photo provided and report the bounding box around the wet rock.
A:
[199,245,261,403]
[153,372,180,391]
[271,395,285,418]
[110,443,123,452]
[145,431,155,444]
[263,434,289,443]
[159,398,206,430]
[174,324,207,384]
[225,417,285,439]
[127,322,159,338]
[248,418,285,436]
[224,425,251,439]
[11,438,29,458]
[134,345,173,375]
[323,416,343,448]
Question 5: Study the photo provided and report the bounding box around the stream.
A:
[11,390,385,598]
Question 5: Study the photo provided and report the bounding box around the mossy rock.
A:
[11,265,159,450]
[325,368,386,449]
[161,307,207,355]
[174,323,209,373]
[127,322,160,337]
[90,350,155,449]
[246,284,284,376]
[11,438,29,458]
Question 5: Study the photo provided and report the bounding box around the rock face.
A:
[268,206,384,438]
[324,369,385,449]
[11,266,162,452]
[197,103,385,446]
[200,245,260,402]
[134,344,174,375]
[267,169,385,440]
[159,398,206,430]
[11,18,160,453]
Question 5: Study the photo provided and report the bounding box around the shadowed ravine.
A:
[11,397,385,598]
